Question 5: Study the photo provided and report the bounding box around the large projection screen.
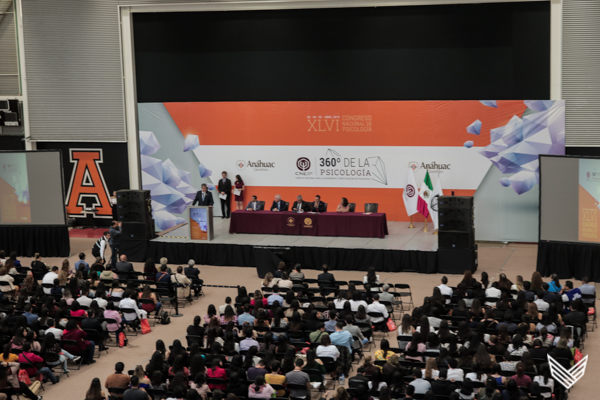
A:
[0,151,66,225]
[539,155,600,244]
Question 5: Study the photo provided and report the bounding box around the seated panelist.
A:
[336,197,350,213]
[246,196,261,211]
[271,194,288,212]
[292,195,309,213]
[311,195,326,213]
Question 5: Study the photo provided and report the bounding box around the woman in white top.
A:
[422,358,440,379]
[397,314,416,348]
[465,363,487,383]
[316,335,340,361]
[533,364,554,399]
[363,267,380,291]
[349,291,368,312]
[333,291,348,310]
[261,272,274,288]
[277,272,293,290]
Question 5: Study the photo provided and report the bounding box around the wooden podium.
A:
[188,206,214,241]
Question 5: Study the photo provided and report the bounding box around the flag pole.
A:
[408,216,415,229]
[433,228,438,235]
[423,215,429,232]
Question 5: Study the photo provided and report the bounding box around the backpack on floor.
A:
[118,332,128,347]
[161,311,171,325]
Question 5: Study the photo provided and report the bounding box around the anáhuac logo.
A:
[297,158,311,171]
[409,161,451,172]
[237,160,275,172]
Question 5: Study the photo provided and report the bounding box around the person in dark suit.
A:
[246,195,261,211]
[270,194,288,212]
[317,264,335,284]
[114,254,134,276]
[108,220,122,266]
[292,195,309,213]
[218,171,232,219]
[192,183,214,206]
[311,195,326,212]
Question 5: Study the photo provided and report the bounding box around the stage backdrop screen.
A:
[0,151,66,225]
[139,100,565,230]
[539,155,600,244]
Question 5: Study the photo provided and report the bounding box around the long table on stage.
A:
[228,210,388,238]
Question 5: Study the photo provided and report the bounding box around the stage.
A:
[118,217,480,275]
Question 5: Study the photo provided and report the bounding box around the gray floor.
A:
[153,219,438,252]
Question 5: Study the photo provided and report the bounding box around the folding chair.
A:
[394,284,414,309]
[367,312,388,336]
[83,329,108,358]
[119,308,140,335]
[59,339,84,370]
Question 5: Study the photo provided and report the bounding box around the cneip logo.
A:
[297,157,311,171]
[548,354,588,390]
[405,184,416,198]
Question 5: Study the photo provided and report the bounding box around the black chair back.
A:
[364,203,379,213]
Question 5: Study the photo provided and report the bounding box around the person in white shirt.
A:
[94,296,108,310]
[333,292,348,310]
[484,282,502,307]
[534,290,550,312]
[315,335,340,361]
[277,273,293,290]
[437,276,453,304]
[42,266,59,294]
[349,291,368,312]
[119,291,147,322]
[366,294,389,324]
[363,267,380,291]
[45,318,63,339]
[219,296,237,315]
[77,289,93,308]
[446,359,464,381]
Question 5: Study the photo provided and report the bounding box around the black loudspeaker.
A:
[438,196,474,210]
[439,209,473,231]
[438,245,478,274]
[122,220,155,239]
[438,195,474,249]
[117,190,152,223]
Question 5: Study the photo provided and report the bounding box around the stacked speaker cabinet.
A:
[116,190,155,239]
[437,196,477,274]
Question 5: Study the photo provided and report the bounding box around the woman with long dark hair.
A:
[41,332,69,373]
[248,375,275,399]
[374,338,395,361]
[234,175,245,211]
[502,379,524,400]
[336,197,350,213]
[85,377,106,400]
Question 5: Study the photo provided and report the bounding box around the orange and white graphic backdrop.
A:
[579,159,600,242]
[159,101,528,221]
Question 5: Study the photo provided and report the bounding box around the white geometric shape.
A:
[139,130,161,155]
[548,354,588,390]
[141,155,163,181]
[183,135,200,152]
[161,159,182,187]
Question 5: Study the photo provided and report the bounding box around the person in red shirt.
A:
[62,319,96,365]
[511,362,532,389]
[17,342,59,384]
[206,358,227,390]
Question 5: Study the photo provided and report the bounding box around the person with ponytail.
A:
[248,375,274,399]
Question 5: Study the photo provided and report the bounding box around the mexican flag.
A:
[418,170,433,218]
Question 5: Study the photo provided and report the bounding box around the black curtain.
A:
[537,241,600,281]
[120,239,437,274]
[0,226,70,257]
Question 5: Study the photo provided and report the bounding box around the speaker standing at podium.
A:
[218,171,232,219]
[192,184,214,207]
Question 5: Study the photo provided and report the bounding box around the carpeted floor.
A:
[17,237,598,399]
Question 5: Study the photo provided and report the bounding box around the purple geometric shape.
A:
[207,184,216,191]
[464,141,474,148]
[524,100,554,112]
[509,171,537,195]
[161,159,182,188]
[141,155,163,181]
[183,135,200,152]
[176,181,198,201]
[499,177,511,187]
[479,100,498,108]
[467,120,482,135]
[198,164,212,178]
[153,210,185,231]
[139,131,160,155]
